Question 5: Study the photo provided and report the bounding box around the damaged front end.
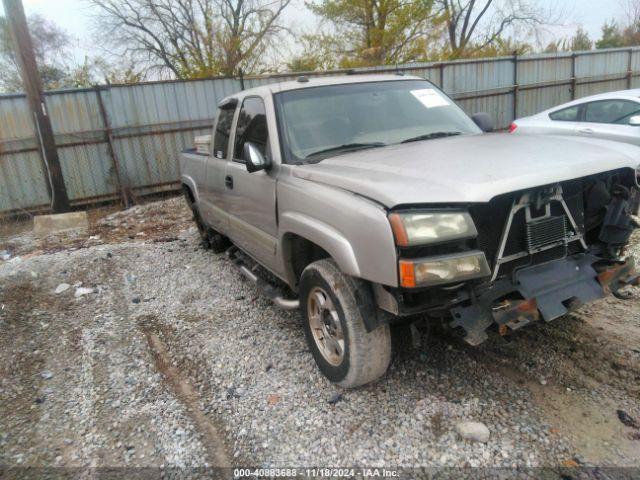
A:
[449,169,640,346]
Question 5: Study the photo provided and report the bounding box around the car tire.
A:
[185,193,230,253]
[205,225,231,253]
[299,259,391,388]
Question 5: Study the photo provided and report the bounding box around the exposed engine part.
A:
[598,185,639,257]
[597,259,640,300]
[584,180,611,231]
[452,176,640,346]
[490,184,585,282]
[450,255,639,346]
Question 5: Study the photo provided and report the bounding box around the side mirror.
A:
[629,115,640,126]
[472,112,495,133]
[243,142,270,173]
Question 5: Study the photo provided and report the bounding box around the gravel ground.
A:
[1,196,639,477]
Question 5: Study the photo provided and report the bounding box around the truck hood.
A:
[292,134,640,207]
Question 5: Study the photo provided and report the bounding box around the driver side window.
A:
[233,97,270,162]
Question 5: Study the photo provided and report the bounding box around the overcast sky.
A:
[0,0,631,64]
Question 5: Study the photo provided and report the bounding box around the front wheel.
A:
[299,259,391,388]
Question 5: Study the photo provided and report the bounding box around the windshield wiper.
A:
[305,142,386,160]
[400,131,462,144]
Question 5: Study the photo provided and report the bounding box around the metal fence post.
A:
[570,53,577,100]
[94,85,133,208]
[438,63,445,89]
[628,48,633,89]
[239,69,245,91]
[3,0,70,213]
[512,53,519,122]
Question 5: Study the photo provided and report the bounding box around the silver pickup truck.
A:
[179,75,640,388]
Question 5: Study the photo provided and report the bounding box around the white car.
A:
[510,89,640,145]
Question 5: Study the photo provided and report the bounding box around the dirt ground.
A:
[1,196,639,478]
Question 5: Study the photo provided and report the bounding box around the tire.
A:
[204,224,231,253]
[184,190,230,253]
[299,259,391,388]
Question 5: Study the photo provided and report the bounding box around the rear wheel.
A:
[299,259,391,388]
[183,188,230,253]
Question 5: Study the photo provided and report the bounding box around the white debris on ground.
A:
[1,196,639,471]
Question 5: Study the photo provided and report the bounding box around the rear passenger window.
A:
[549,105,580,122]
[584,100,640,124]
[212,106,236,159]
[234,97,269,161]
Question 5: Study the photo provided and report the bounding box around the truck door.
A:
[200,99,237,233]
[224,95,279,272]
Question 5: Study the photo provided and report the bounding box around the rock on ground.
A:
[455,421,491,443]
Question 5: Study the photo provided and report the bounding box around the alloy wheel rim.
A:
[307,286,345,366]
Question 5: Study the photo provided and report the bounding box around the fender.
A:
[180,173,199,204]
[278,211,360,286]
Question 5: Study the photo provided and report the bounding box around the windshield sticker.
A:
[411,89,450,108]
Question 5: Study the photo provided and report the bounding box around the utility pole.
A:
[3,0,70,212]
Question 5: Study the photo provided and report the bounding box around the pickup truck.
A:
[179,74,640,388]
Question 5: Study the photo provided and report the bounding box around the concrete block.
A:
[33,211,88,236]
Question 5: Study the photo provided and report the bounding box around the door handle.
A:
[225,175,233,189]
[578,128,594,134]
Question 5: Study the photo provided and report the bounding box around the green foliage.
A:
[303,0,439,68]
[596,21,625,49]
[456,37,533,58]
[571,27,592,51]
[593,19,640,50]
[287,34,341,71]
[64,57,144,88]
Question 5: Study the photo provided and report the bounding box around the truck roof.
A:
[218,74,425,105]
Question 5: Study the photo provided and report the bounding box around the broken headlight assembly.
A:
[389,210,490,287]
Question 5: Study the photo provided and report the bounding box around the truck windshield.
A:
[275,79,481,163]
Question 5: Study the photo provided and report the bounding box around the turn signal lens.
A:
[389,213,410,247]
[399,260,416,288]
[508,122,518,133]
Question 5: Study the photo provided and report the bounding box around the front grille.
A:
[470,182,587,281]
[525,215,567,252]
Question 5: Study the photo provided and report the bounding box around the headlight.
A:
[388,211,477,247]
[399,251,490,288]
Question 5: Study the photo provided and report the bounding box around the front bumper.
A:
[449,254,639,346]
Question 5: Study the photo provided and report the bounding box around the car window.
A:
[275,80,480,164]
[212,105,236,159]
[234,97,269,161]
[549,105,580,122]
[584,100,640,124]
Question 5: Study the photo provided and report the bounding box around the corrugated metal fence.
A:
[3,47,640,214]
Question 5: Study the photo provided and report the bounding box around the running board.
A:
[225,247,300,311]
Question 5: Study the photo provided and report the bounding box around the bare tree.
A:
[89,0,291,78]
[0,14,72,92]
[620,0,640,25]
[437,0,550,58]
